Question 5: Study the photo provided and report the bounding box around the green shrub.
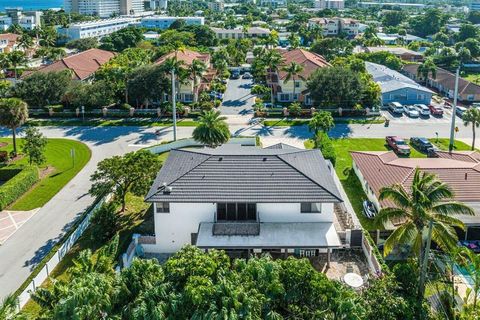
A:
[315,133,336,165]
[43,105,64,112]
[119,103,132,111]
[0,166,39,210]
[90,201,120,241]
[0,168,21,181]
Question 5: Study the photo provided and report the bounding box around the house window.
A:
[294,81,300,88]
[417,94,425,100]
[156,202,170,213]
[468,95,475,101]
[184,94,193,102]
[280,93,290,101]
[300,203,322,213]
[217,203,257,221]
[293,93,299,101]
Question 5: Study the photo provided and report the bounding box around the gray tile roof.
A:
[145,145,342,203]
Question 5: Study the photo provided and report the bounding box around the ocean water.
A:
[0,0,63,11]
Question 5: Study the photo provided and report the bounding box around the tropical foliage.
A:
[0,98,28,156]
[192,110,230,147]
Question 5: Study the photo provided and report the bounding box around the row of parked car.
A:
[385,136,437,157]
[388,102,444,118]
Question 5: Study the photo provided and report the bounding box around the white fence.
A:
[361,235,383,276]
[146,137,257,154]
[17,195,109,309]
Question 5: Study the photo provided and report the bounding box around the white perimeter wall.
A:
[153,202,215,253]
[258,203,334,223]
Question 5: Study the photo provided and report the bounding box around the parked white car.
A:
[388,102,404,115]
[414,104,431,117]
[404,105,420,118]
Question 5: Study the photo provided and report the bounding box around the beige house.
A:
[268,49,330,105]
[307,17,360,37]
[155,49,216,103]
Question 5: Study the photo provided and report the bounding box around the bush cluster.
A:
[315,133,336,165]
[0,166,39,210]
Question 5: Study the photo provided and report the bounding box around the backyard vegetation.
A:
[0,138,90,210]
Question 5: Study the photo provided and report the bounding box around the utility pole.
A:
[449,66,460,153]
[171,69,177,141]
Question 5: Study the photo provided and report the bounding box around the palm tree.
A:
[282,62,304,102]
[462,107,480,150]
[374,168,474,303]
[417,59,437,84]
[288,33,300,49]
[457,247,480,311]
[0,98,29,156]
[0,295,17,320]
[8,50,27,79]
[192,110,230,147]
[18,33,34,52]
[308,111,334,136]
[189,59,207,103]
[264,50,284,106]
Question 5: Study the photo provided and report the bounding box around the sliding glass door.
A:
[216,203,257,221]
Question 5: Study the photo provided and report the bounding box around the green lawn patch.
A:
[430,138,472,152]
[0,138,91,210]
[27,118,199,127]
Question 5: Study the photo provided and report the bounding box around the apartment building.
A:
[259,0,287,8]
[314,0,345,10]
[64,0,144,18]
[0,9,42,31]
[471,1,480,11]
[307,17,360,37]
[208,0,225,12]
[58,17,138,41]
[211,27,271,40]
[140,16,204,29]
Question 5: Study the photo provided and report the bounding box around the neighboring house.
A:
[140,16,204,29]
[365,47,424,62]
[0,33,20,54]
[375,33,427,45]
[268,49,331,105]
[57,17,139,42]
[307,17,360,37]
[351,150,480,240]
[211,27,271,40]
[403,64,480,103]
[366,62,433,105]
[144,144,344,256]
[28,48,115,81]
[0,8,42,31]
[154,49,215,103]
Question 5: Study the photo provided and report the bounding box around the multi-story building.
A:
[307,17,359,37]
[140,16,204,29]
[471,1,480,11]
[154,49,216,103]
[211,27,271,40]
[57,17,138,41]
[268,49,331,105]
[143,143,345,256]
[64,0,144,18]
[259,0,287,8]
[0,8,42,31]
[314,0,344,10]
[149,0,168,10]
[208,0,225,12]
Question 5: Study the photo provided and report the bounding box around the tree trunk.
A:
[270,69,275,106]
[12,128,17,156]
[418,221,433,314]
[292,75,296,102]
[472,125,476,151]
[14,65,17,80]
[121,196,126,212]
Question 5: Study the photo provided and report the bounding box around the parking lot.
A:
[381,103,461,125]
[0,209,38,244]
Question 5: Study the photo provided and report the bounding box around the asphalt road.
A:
[219,78,255,115]
[0,117,478,299]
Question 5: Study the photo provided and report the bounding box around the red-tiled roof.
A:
[351,150,480,207]
[155,49,210,66]
[0,33,19,47]
[277,49,330,80]
[33,48,115,80]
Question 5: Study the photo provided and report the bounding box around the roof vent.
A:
[219,157,223,161]
[263,157,267,161]
[162,183,173,194]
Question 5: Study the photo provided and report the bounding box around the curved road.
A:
[0,119,477,299]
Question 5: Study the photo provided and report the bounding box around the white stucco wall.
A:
[152,202,215,253]
[352,161,381,210]
[258,203,334,223]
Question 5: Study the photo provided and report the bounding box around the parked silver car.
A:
[414,104,431,117]
[404,105,420,118]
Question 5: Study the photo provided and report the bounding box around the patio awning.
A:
[196,222,342,249]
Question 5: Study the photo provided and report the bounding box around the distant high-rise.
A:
[149,0,167,10]
[65,0,145,18]
[472,1,480,11]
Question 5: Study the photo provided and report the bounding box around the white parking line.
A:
[7,212,18,229]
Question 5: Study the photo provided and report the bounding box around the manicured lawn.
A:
[0,138,91,210]
[305,138,473,230]
[27,118,199,127]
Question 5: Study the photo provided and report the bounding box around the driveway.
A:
[219,78,255,115]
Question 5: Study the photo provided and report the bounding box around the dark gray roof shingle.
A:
[145,145,342,203]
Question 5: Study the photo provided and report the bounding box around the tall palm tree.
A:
[417,59,437,84]
[189,59,207,103]
[282,62,304,102]
[462,107,480,150]
[192,110,230,147]
[8,50,27,79]
[0,98,29,156]
[374,168,474,303]
[264,50,284,106]
[18,33,34,52]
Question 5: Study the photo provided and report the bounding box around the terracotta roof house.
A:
[268,48,330,105]
[31,48,115,81]
[155,49,215,103]
[0,33,19,54]
[351,150,480,239]
[403,64,480,103]
[365,47,423,62]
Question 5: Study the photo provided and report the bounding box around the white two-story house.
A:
[144,144,344,258]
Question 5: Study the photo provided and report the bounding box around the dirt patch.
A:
[40,166,56,179]
[0,142,8,148]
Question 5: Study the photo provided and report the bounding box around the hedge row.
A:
[0,166,39,211]
[0,168,22,181]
